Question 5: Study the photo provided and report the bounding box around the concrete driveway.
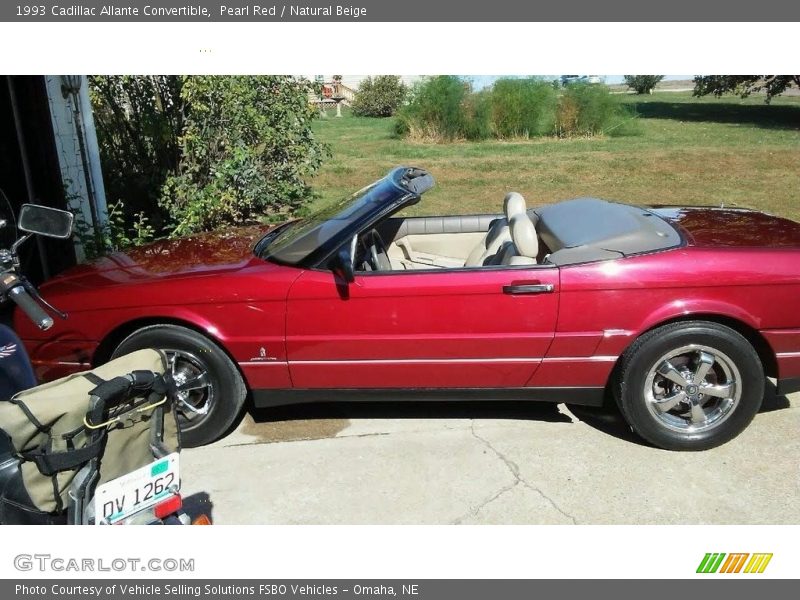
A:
[181,387,799,524]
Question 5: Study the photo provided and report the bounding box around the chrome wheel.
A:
[165,349,215,423]
[644,344,741,434]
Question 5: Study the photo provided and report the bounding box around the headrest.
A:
[504,192,526,220]
[510,213,538,258]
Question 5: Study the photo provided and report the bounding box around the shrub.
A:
[88,75,182,232]
[555,94,580,137]
[396,76,468,140]
[395,76,638,142]
[624,75,664,94]
[159,76,329,236]
[462,90,493,140]
[351,75,407,117]
[72,199,155,259]
[556,83,632,137]
[89,75,329,244]
[491,78,558,138]
[395,76,493,141]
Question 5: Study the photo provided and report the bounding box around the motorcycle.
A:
[0,203,208,525]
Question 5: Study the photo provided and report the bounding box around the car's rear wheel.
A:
[111,324,247,448]
[617,321,764,451]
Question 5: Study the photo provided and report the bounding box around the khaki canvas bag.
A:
[0,349,180,516]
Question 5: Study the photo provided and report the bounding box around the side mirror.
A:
[18,204,74,239]
[333,237,356,283]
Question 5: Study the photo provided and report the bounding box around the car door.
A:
[285,265,560,389]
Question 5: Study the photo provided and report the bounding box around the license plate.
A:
[94,453,180,525]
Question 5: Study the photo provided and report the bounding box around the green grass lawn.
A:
[309,91,800,221]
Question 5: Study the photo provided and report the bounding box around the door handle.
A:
[503,283,555,295]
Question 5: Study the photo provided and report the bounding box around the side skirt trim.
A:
[252,387,605,408]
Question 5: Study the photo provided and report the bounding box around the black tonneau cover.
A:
[534,198,681,265]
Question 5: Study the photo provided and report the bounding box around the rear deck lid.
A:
[652,206,800,248]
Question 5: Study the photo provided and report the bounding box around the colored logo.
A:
[697,553,773,574]
[0,343,17,359]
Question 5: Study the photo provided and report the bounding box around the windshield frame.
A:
[255,167,432,269]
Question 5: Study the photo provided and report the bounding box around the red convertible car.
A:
[16,167,800,450]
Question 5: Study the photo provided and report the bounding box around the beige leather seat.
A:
[500,213,539,265]
[464,192,526,267]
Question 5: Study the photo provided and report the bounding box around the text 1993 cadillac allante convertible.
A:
[16,167,800,450]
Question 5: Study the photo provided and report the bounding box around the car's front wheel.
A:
[617,321,764,451]
[111,324,247,447]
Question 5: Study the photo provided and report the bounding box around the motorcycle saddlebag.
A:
[0,349,180,521]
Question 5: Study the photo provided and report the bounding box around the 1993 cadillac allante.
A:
[16,167,800,450]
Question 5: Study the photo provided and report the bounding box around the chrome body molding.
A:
[240,355,619,366]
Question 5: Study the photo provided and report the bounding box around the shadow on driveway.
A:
[244,401,570,444]
[240,381,791,447]
[251,400,571,424]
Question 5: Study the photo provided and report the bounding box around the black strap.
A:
[82,373,106,386]
[51,475,63,513]
[89,376,132,407]
[21,437,105,477]
[149,400,166,454]
[10,399,49,434]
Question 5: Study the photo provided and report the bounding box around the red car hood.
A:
[45,224,275,290]
[653,206,800,248]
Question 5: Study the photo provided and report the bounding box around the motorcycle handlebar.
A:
[8,285,53,331]
[89,370,164,409]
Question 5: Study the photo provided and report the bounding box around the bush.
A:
[89,75,329,244]
[395,76,492,141]
[395,76,469,140]
[462,90,493,140]
[491,78,558,138]
[88,75,183,231]
[71,196,156,259]
[159,76,329,237]
[351,76,407,117]
[395,76,638,142]
[556,83,633,137]
[624,75,664,94]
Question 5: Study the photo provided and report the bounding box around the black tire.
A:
[617,321,764,451]
[112,324,247,448]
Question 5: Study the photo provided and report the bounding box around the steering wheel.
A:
[360,229,392,271]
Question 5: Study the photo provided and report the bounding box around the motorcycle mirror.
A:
[18,204,74,239]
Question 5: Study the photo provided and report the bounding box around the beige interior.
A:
[381,191,539,271]
[499,213,539,265]
[464,192,528,267]
[388,232,485,269]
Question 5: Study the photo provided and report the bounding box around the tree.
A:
[160,76,329,236]
[623,75,664,95]
[91,75,330,244]
[88,75,183,228]
[693,76,800,102]
[351,75,407,117]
